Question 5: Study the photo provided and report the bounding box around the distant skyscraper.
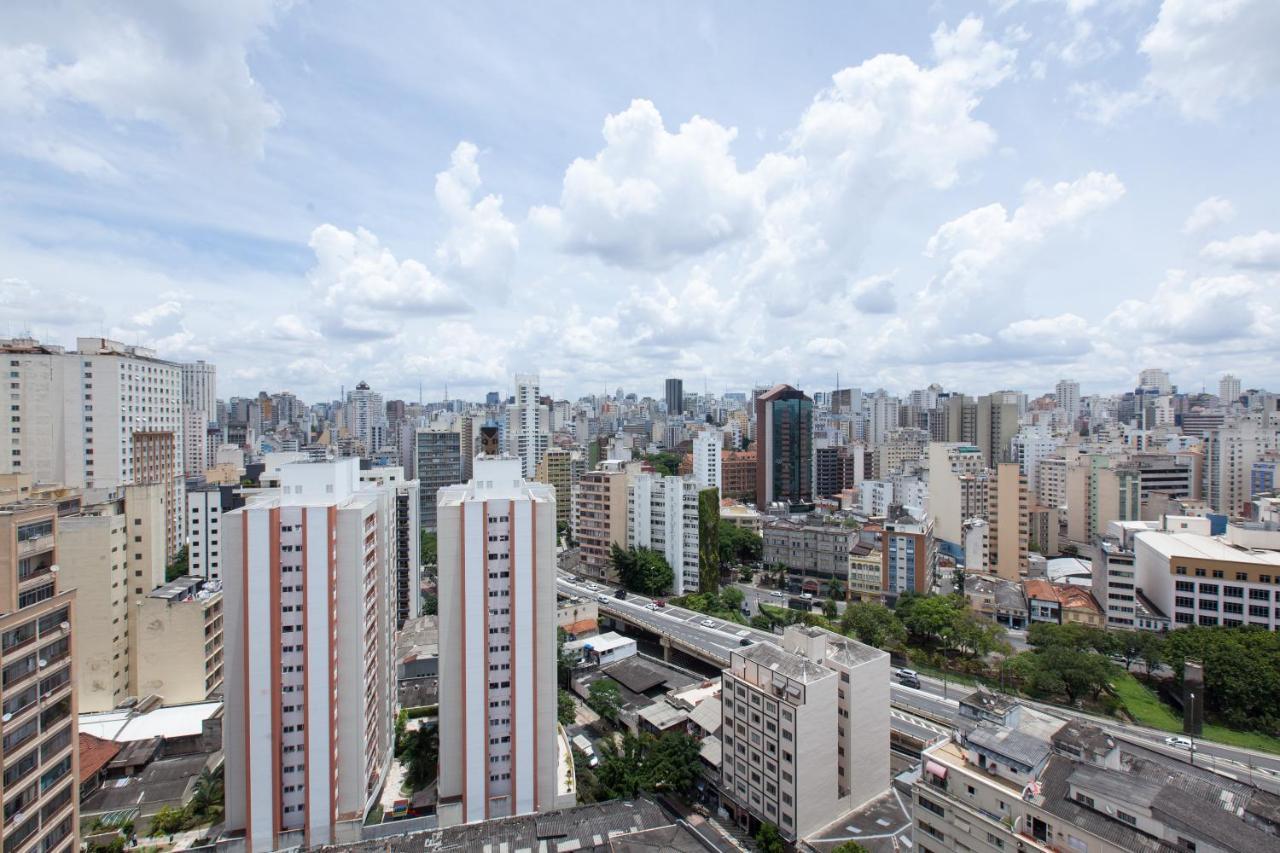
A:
[1054,379,1080,420]
[692,429,722,492]
[1219,374,1241,404]
[224,459,396,849]
[345,380,387,456]
[508,374,548,479]
[485,391,501,407]
[436,455,559,826]
[755,384,814,507]
[180,360,217,422]
[976,392,1021,468]
[1138,368,1172,395]
[665,377,684,417]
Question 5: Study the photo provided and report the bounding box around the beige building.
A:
[1036,455,1068,509]
[987,463,1029,581]
[925,443,985,547]
[0,497,80,853]
[535,446,576,527]
[762,519,857,595]
[719,499,762,532]
[57,495,129,712]
[1029,504,1060,556]
[721,626,889,842]
[130,575,224,704]
[847,541,882,601]
[1065,454,1140,546]
[572,460,629,582]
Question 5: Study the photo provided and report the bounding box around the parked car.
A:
[1164,736,1195,751]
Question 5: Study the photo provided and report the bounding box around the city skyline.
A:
[2,2,1278,401]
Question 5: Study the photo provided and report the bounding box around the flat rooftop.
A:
[1137,530,1280,565]
[735,641,833,684]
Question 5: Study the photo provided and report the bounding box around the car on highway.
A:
[614,588,628,600]
[895,668,918,680]
[645,603,658,611]
[596,595,608,603]
[1164,736,1195,751]
[770,590,783,597]
[654,599,666,608]
[700,619,716,628]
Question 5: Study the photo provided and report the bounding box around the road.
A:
[558,571,1280,787]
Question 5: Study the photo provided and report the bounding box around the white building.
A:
[628,472,701,596]
[358,466,422,628]
[186,484,243,581]
[1219,374,1242,404]
[183,407,209,477]
[223,459,396,850]
[692,429,722,493]
[859,480,894,517]
[344,380,387,456]
[436,455,561,826]
[508,373,549,479]
[1054,378,1080,421]
[1202,420,1280,515]
[1011,429,1060,497]
[181,360,217,422]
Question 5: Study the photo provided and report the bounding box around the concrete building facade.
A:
[627,472,700,596]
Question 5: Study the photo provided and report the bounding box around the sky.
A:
[1,0,1278,404]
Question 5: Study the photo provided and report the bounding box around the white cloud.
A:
[847,275,898,314]
[433,142,519,296]
[1141,0,1280,119]
[536,98,766,269]
[1104,269,1278,344]
[0,0,287,159]
[1200,230,1280,269]
[925,171,1125,295]
[805,337,848,359]
[308,224,472,318]
[0,277,100,327]
[1182,196,1236,234]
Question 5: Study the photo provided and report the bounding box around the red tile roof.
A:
[79,732,122,783]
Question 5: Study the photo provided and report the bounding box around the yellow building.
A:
[131,576,224,704]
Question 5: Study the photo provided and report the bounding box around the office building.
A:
[1133,516,1280,630]
[572,461,629,582]
[628,472,700,595]
[1138,367,1172,395]
[976,392,1021,467]
[987,463,1029,581]
[665,378,684,417]
[721,450,757,502]
[721,626,889,842]
[692,429,722,493]
[415,428,462,532]
[131,575,224,704]
[0,497,79,853]
[762,520,856,595]
[1219,373,1242,404]
[1054,379,1080,421]
[224,459,396,849]
[436,455,560,826]
[754,385,813,508]
[508,374,549,480]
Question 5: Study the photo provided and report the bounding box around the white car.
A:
[770,590,783,597]
[646,603,658,611]
[895,668,919,680]
[700,619,716,628]
[1164,736,1195,751]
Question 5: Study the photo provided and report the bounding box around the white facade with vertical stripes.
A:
[436,455,558,827]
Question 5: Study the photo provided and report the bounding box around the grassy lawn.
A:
[1110,672,1280,755]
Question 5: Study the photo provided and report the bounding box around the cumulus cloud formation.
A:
[307,224,472,337]
[536,98,766,269]
[1,277,100,327]
[1200,230,1280,269]
[1141,0,1280,119]
[1105,270,1278,344]
[1182,196,1236,234]
[433,142,519,296]
[847,275,898,314]
[0,0,288,159]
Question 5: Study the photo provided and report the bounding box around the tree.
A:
[718,521,763,565]
[189,766,224,818]
[557,627,577,688]
[720,586,745,612]
[952,566,966,595]
[1012,644,1111,705]
[839,602,907,649]
[610,544,673,595]
[421,593,438,617]
[558,519,575,547]
[587,679,622,722]
[698,488,722,593]
[645,731,703,795]
[766,562,789,589]
[403,724,439,789]
[823,597,838,619]
[165,546,189,583]
[420,531,437,571]
[1138,631,1165,681]
[148,806,186,837]
[558,690,577,727]
[642,452,682,476]
[755,822,784,853]
[833,844,870,853]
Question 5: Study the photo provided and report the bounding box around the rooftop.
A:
[80,700,221,743]
[1136,529,1280,566]
[735,639,833,684]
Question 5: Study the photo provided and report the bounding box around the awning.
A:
[925,760,948,779]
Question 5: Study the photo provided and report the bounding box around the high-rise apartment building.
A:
[186,484,246,581]
[1202,421,1279,515]
[882,514,937,601]
[534,447,575,528]
[943,394,978,446]
[665,378,684,417]
[572,461,629,582]
[415,428,462,532]
[692,429,722,493]
[755,385,813,509]
[1,337,185,552]
[628,472,700,595]
[508,374,549,479]
[345,380,387,456]
[1065,454,1140,545]
[1054,378,1080,421]
[436,455,561,826]
[924,442,985,547]
[976,391,1021,468]
[0,497,79,853]
[987,463,1029,581]
[1219,373,1241,404]
[224,459,396,850]
[721,626,888,842]
[358,467,422,628]
[1138,367,1172,395]
[180,360,218,421]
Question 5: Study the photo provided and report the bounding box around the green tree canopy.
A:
[610,544,674,595]
[698,488,722,593]
[587,679,622,722]
[718,520,763,565]
[558,690,576,727]
[755,822,784,853]
[839,602,907,649]
[1162,625,1280,732]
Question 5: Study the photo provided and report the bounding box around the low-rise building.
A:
[963,574,1028,629]
[1024,579,1105,627]
[847,541,883,602]
[762,520,857,596]
[130,576,224,704]
[881,513,937,603]
[719,499,762,532]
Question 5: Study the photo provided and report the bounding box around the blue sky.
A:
[2,0,1278,402]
